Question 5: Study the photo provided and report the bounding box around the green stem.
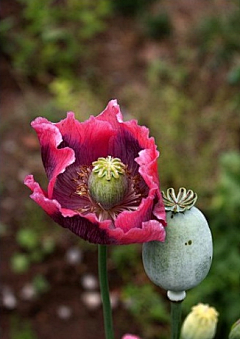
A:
[171,301,182,339]
[98,245,114,339]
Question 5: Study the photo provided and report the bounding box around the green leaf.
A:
[16,228,39,251]
[11,253,30,273]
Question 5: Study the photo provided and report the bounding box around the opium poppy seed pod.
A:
[229,319,240,339]
[142,188,213,301]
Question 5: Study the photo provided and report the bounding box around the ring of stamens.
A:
[72,157,148,221]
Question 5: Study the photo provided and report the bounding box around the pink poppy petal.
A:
[108,219,166,245]
[24,175,61,215]
[122,335,141,339]
[96,99,123,126]
[31,118,75,197]
[24,175,117,244]
[24,100,167,245]
[55,112,116,165]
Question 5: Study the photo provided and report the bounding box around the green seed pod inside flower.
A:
[88,156,128,210]
[181,303,219,339]
[229,319,240,339]
[142,188,213,298]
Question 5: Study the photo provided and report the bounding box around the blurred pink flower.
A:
[122,335,141,339]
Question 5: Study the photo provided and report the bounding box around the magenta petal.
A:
[24,175,117,244]
[113,188,165,244]
[51,213,116,244]
[96,100,123,126]
[136,147,159,185]
[24,100,167,245]
[55,112,116,165]
[107,219,165,245]
[115,194,153,233]
[122,335,141,339]
[24,175,61,215]
[152,190,166,221]
[31,118,75,197]
[135,143,166,225]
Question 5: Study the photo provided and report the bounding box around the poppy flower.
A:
[24,100,166,245]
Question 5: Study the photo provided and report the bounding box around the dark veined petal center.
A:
[69,156,149,221]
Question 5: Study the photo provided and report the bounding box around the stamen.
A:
[71,161,148,222]
[74,166,91,197]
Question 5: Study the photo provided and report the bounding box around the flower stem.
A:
[98,245,114,339]
[170,301,182,339]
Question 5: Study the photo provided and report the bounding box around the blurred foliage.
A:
[1,0,111,82]
[49,77,105,119]
[11,202,56,273]
[11,252,31,273]
[17,228,40,251]
[2,0,240,338]
[195,2,240,67]
[142,11,172,40]
[111,245,169,338]
[112,0,155,16]
[32,274,50,294]
[228,61,240,85]
[119,54,240,200]
[183,151,240,338]
[10,316,37,339]
[122,284,169,339]
[110,244,141,280]
[11,230,55,273]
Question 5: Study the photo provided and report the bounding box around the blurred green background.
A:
[1,0,240,338]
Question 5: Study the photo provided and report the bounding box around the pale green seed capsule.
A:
[142,188,213,295]
[229,319,240,339]
[88,156,128,210]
